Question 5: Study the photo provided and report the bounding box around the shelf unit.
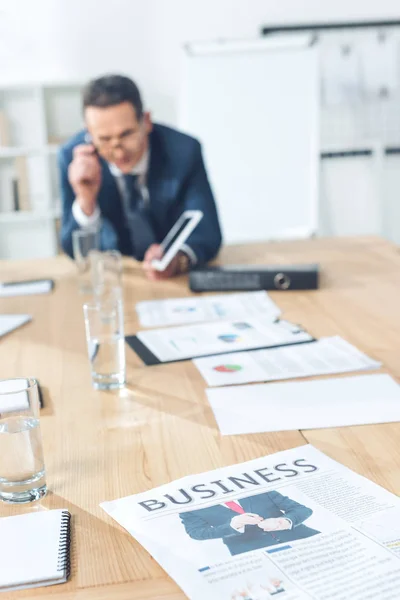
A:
[0,82,84,258]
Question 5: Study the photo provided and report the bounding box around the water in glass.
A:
[89,334,126,389]
[0,415,46,503]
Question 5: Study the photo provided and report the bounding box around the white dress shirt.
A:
[224,500,292,533]
[72,148,197,264]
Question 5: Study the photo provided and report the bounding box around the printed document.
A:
[135,319,313,362]
[101,444,400,600]
[206,373,400,435]
[136,291,281,328]
[194,336,381,386]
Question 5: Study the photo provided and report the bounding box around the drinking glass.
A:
[72,228,100,293]
[90,250,122,298]
[0,378,47,503]
[83,293,126,390]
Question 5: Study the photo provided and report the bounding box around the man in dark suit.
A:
[58,74,222,280]
[180,491,319,556]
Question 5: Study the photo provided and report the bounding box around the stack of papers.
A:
[134,295,393,437]
[136,291,281,327]
[0,315,31,338]
[194,336,381,386]
[206,374,400,435]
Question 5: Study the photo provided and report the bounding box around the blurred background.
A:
[1,0,400,259]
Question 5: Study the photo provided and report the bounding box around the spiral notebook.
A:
[0,509,71,592]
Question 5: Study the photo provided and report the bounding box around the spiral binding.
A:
[57,511,72,580]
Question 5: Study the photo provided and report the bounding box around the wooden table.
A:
[1,235,400,599]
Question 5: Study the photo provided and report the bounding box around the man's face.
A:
[85,102,152,173]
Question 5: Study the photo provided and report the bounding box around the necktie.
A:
[123,174,140,210]
[121,173,156,260]
[225,501,245,514]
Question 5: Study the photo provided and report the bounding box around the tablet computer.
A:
[151,210,203,271]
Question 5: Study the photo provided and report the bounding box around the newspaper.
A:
[101,445,400,600]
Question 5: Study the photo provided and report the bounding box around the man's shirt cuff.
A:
[72,200,101,228]
[180,243,197,266]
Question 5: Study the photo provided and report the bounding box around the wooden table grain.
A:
[0,235,399,599]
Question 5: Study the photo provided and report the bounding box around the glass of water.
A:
[0,378,47,503]
[90,250,122,299]
[83,292,126,390]
[72,227,100,293]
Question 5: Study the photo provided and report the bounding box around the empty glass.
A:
[72,227,100,293]
[0,378,47,503]
[83,293,126,390]
[90,250,123,299]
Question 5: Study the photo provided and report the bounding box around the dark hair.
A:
[83,75,143,119]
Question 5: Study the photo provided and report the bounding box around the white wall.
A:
[1,0,399,123]
[1,0,400,245]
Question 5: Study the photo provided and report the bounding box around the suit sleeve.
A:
[180,511,239,541]
[268,491,313,528]
[58,149,119,257]
[179,142,222,266]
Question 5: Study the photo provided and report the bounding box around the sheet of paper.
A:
[194,336,381,386]
[206,374,400,435]
[135,319,312,362]
[136,291,281,328]
[0,315,31,338]
[0,280,52,297]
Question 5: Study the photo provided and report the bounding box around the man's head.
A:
[83,74,152,173]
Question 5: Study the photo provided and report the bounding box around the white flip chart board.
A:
[179,35,320,244]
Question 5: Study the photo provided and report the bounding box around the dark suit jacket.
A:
[180,491,319,556]
[58,123,222,265]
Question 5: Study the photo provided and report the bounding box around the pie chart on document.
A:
[213,364,243,373]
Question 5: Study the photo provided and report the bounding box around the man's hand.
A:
[68,144,101,216]
[230,512,263,530]
[143,244,182,281]
[257,517,291,531]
